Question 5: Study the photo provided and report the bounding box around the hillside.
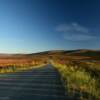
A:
[0,49,99,66]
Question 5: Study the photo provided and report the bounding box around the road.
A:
[0,64,68,100]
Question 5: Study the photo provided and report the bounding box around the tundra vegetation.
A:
[52,59,100,100]
[0,57,48,73]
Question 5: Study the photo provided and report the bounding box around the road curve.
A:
[0,64,68,100]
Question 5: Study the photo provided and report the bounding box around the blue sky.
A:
[0,0,100,53]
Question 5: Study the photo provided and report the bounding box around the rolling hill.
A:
[0,49,99,66]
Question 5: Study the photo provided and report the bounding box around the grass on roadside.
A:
[0,64,46,73]
[52,61,100,100]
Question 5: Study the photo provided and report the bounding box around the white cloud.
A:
[63,34,94,41]
[56,22,95,41]
[56,22,89,33]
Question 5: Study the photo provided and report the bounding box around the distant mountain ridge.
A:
[0,49,99,66]
[0,49,99,60]
[0,49,99,57]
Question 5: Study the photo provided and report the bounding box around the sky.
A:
[0,0,100,53]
